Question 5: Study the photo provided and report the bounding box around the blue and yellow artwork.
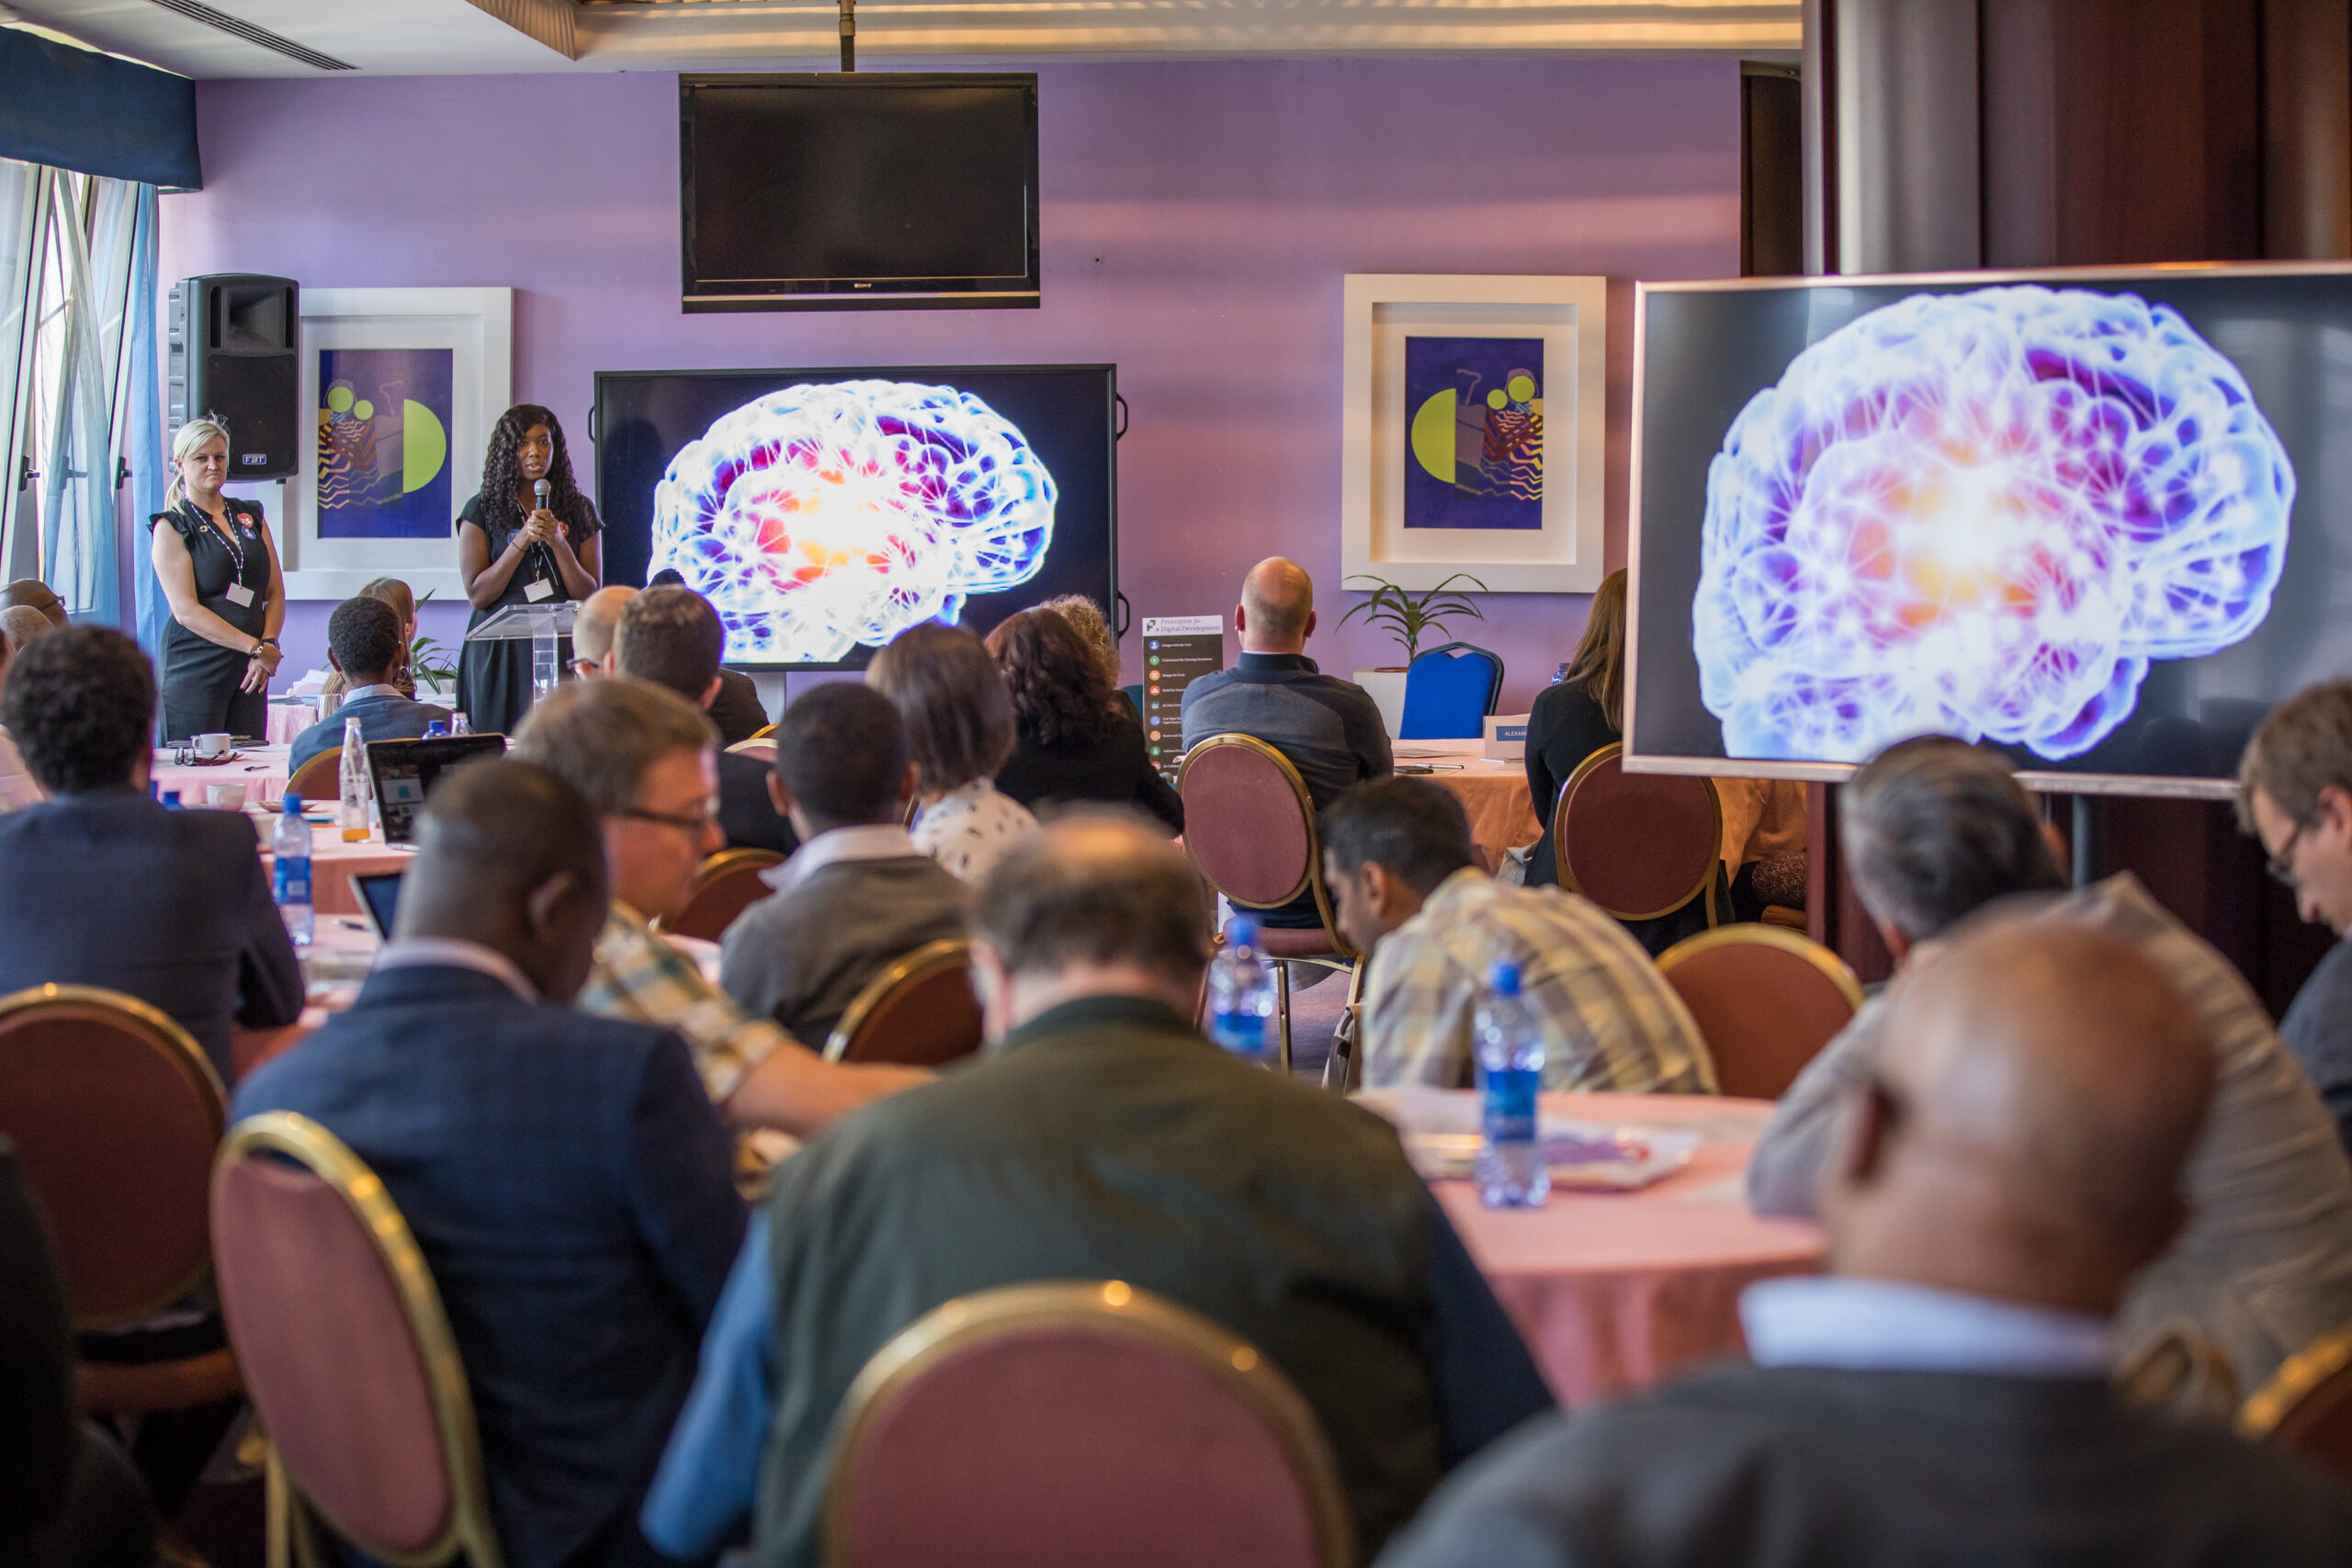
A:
[317,347,453,538]
[1404,335,1544,531]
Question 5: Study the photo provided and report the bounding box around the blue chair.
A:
[1398,642,1504,739]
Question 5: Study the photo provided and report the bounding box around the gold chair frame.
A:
[823,940,978,1064]
[0,983,226,1329]
[725,737,777,757]
[1175,735,1365,1087]
[1555,742,1724,924]
[651,846,786,938]
[218,1111,507,1568]
[1654,922,1866,1011]
[2240,1319,2352,1441]
[821,1280,1353,1568]
[284,749,345,806]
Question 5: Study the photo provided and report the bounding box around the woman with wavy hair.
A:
[455,404,602,736]
[989,607,1182,833]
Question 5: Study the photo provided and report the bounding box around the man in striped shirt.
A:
[1325,777,1717,1094]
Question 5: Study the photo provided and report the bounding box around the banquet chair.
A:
[654,847,786,942]
[749,722,777,741]
[1398,642,1505,740]
[1555,744,1724,943]
[284,747,345,805]
[824,1280,1351,1568]
[1176,735,1363,1086]
[725,737,777,760]
[0,984,242,1416]
[212,1111,506,1568]
[824,940,984,1067]
[2240,1321,2352,1482]
[1655,925,1864,1100]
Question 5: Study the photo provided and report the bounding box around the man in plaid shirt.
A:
[514,678,930,1135]
[1324,778,1717,1094]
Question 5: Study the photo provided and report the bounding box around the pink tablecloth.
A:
[1403,743,1542,873]
[263,825,413,917]
[266,699,318,746]
[1383,1089,1825,1407]
[150,744,291,808]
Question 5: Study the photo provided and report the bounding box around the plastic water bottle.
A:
[423,719,449,739]
[1475,960,1550,1207]
[274,795,314,948]
[1206,916,1279,1064]
[339,717,370,843]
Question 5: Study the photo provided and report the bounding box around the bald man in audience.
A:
[570,585,637,681]
[1,581,64,629]
[234,761,745,1568]
[1,606,54,653]
[1182,557,1391,927]
[1383,919,2352,1568]
[644,812,1551,1566]
[1749,736,2352,1400]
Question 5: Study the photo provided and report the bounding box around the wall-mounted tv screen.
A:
[680,73,1040,313]
[594,366,1116,671]
[1627,263,2352,797]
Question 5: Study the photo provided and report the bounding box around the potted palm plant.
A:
[406,590,459,700]
[1338,572,1487,735]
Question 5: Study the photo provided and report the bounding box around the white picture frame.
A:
[1340,274,1609,594]
[272,287,512,603]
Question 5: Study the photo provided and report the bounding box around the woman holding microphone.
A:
[150,415,286,742]
[455,403,601,736]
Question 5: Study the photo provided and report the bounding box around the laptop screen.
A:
[352,870,404,939]
[365,734,508,844]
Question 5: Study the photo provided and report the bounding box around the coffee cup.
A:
[205,782,247,811]
[195,732,232,759]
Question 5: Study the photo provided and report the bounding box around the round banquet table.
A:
[1359,1088,1826,1407]
[261,823,414,918]
[150,743,292,810]
[1398,741,1542,874]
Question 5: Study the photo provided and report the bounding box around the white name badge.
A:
[523,578,555,603]
[224,582,255,607]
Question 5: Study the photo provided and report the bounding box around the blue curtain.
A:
[122,186,166,650]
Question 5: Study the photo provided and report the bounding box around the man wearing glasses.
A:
[513,679,930,1143]
[2239,681,2352,1163]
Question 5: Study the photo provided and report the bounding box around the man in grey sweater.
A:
[720,683,968,1049]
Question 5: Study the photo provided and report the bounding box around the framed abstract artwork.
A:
[272,287,512,602]
[1340,274,1608,592]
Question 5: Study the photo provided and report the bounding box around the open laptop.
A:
[352,870,405,939]
[364,733,508,844]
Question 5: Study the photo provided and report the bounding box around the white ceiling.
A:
[6,0,1800,76]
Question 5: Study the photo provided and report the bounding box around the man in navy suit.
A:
[287,596,449,776]
[0,626,301,1087]
[234,760,746,1568]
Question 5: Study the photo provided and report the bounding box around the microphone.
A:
[527,479,557,586]
[534,478,549,512]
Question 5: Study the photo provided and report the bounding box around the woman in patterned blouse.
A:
[867,623,1038,883]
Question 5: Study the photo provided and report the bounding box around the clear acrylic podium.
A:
[464,603,578,708]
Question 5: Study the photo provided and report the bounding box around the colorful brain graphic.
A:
[650,381,1057,661]
[1692,286,2293,762]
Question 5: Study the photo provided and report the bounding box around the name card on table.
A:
[1483,714,1531,762]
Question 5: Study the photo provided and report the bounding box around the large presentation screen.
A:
[1628,265,2352,795]
[594,366,1116,670]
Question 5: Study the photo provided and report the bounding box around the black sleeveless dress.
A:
[454,491,602,738]
[148,498,272,742]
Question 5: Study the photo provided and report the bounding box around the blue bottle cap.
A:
[283,794,303,814]
[1227,916,1260,949]
[1489,960,1522,998]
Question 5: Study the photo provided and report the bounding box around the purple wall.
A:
[161,60,1741,707]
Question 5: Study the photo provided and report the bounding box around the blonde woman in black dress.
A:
[149,415,285,741]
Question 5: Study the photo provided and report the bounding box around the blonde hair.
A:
[164,416,232,510]
[1040,593,1121,688]
[1562,569,1629,731]
[357,577,416,626]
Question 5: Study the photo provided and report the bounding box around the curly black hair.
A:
[475,403,589,538]
[6,626,154,795]
[327,594,405,681]
[986,608,1113,748]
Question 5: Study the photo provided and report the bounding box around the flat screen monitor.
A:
[680,73,1040,312]
[594,366,1118,671]
[1628,263,2352,797]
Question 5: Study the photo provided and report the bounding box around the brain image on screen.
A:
[650,380,1057,661]
[1692,286,2293,761]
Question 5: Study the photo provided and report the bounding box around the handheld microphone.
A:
[534,478,550,512]
[527,478,557,585]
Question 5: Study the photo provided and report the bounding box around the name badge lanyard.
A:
[196,501,251,591]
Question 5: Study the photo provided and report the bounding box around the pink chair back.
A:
[657,848,786,942]
[1656,926,1863,1099]
[212,1112,504,1568]
[827,1282,1351,1568]
[1555,744,1722,921]
[0,986,223,1327]
[1178,736,1317,910]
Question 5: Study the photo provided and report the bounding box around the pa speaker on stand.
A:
[168,275,299,480]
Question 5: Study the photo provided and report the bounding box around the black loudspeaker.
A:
[168,275,300,481]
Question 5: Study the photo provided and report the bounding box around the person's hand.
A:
[241,652,270,694]
[255,641,284,677]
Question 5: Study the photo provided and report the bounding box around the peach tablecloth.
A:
[258,823,413,916]
[1372,1089,1825,1407]
[1402,743,1542,873]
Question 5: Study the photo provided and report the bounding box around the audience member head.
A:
[4,627,153,796]
[769,682,915,838]
[1237,558,1315,654]
[1039,594,1121,689]
[1561,568,1629,730]
[513,680,720,923]
[395,759,609,1003]
[614,586,724,708]
[326,595,404,687]
[987,608,1114,749]
[0,581,65,629]
[970,809,1214,1035]
[571,585,639,679]
[647,568,686,589]
[2238,680,2352,935]
[0,607,51,656]
[1840,736,2067,959]
[867,624,1015,795]
[355,576,416,632]
[1321,778,1477,953]
[1823,916,2213,1316]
